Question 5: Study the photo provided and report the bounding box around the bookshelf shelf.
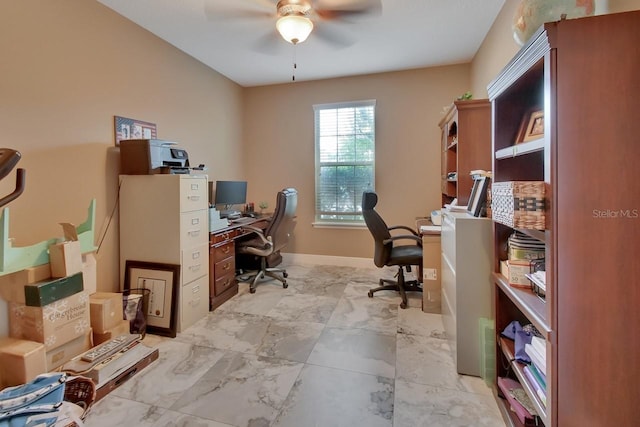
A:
[494,273,549,337]
[495,138,544,160]
[489,11,640,427]
[498,337,549,426]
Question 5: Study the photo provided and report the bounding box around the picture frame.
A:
[467,176,490,217]
[516,109,544,143]
[114,116,157,146]
[124,260,179,338]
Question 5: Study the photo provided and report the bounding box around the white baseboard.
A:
[281,253,375,269]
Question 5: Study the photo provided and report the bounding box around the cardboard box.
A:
[23,272,84,307]
[82,252,97,295]
[49,240,83,278]
[93,319,130,345]
[421,232,442,314]
[501,259,532,288]
[46,329,93,371]
[0,338,47,387]
[90,292,124,333]
[0,264,52,303]
[9,291,91,350]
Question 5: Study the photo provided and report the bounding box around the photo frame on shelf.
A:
[516,109,544,144]
[124,260,179,338]
[467,176,490,217]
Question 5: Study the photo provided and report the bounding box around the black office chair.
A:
[236,188,297,293]
[362,191,423,309]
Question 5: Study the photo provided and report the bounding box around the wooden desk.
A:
[208,216,269,310]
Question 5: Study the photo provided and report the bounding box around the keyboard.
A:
[231,217,256,224]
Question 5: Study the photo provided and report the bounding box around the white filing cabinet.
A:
[440,210,492,376]
[119,174,210,332]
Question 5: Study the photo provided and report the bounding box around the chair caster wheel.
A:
[283,272,288,278]
[282,282,288,289]
[400,302,407,309]
[367,290,373,298]
[250,288,256,294]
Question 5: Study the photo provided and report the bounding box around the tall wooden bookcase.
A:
[488,11,640,427]
[439,99,491,206]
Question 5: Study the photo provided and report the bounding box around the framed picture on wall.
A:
[114,116,157,146]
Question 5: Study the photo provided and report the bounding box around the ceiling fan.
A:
[205,0,382,48]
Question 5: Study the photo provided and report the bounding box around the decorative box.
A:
[491,181,545,230]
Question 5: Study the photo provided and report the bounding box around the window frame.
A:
[312,99,376,228]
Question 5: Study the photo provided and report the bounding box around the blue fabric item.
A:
[515,330,533,363]
[501,320,523,340]
[0,373,66,427]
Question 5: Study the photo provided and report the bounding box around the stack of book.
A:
[524,336,547,407]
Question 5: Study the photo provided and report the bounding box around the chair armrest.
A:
[383,234,422,246]
[240,225,271,246]
[388,225,419,237]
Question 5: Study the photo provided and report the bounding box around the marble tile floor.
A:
[84,263,505,427]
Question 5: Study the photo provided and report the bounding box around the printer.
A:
[120,139,190,175]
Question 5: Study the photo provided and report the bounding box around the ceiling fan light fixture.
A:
[276,15,314,44]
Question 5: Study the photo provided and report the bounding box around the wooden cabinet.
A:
[209,229,238,310]
[119,174,210,332]
[439,100,491,206]
[488,11,640,427]
[440,211,492,377]
[208,218,270,310]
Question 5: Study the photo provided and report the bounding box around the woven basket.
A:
[491,181,545,229]
[64,376,96,420]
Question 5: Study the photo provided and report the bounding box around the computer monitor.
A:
[213,180,247,218]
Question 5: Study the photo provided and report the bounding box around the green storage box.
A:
[24,272,84,307]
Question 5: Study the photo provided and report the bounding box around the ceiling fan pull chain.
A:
[292,43,297,82]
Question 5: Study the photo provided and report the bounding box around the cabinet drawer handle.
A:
[188,195,200,201]
[188,229,201,237]
[223,279,230,287]
[192,251,201,259]
[222,246,230,254]
[191,218,200,225]
[191,183,199,190]
[190,264,201,271]
[223,262,231,271]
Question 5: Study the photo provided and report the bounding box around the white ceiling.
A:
[97,0,506,87]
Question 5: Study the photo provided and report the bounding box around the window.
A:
[314,100,376,225]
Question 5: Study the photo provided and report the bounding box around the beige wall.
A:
[471,0,640,97]
[242,66,470,257]
[0,0,243,316]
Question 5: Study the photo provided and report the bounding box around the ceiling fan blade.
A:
[203,0,274,21]
[313,23,356,48]
[251,29,289,56]
[314,0,382,18]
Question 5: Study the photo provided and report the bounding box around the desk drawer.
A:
[211,229,237,245]
[212,241,235,264]
[214,271,236,296]
[214,257,235,278]
[180,210,208,248]
[182,243,208,284]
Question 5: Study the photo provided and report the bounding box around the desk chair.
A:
[362,191,423,309]
[236,188,297,293]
